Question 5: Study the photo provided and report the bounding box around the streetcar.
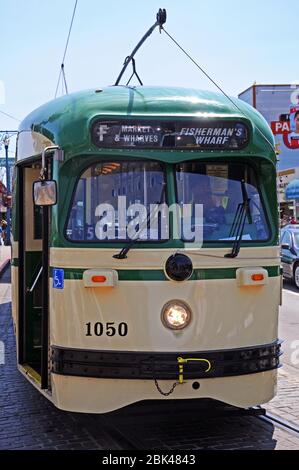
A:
[11,13,281,414]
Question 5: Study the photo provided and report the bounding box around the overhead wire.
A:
[161,26,275,153]
[54,0,78,98]
[0,109,21,122]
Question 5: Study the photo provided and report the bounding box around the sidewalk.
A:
[0,246,11,276]
[265,365,299,426]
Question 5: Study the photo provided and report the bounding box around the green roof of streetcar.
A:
[18,86,276,163]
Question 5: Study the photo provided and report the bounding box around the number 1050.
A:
[85,321,128,337]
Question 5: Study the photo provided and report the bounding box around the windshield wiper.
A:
[225,180,252,258]
[113,182,166,259]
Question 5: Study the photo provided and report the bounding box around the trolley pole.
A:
[4,137,11,245]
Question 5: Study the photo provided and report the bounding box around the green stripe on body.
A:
[49,265,280,281]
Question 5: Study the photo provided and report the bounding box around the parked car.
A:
[281,224,299,289]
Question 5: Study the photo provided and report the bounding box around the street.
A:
[279,281,299,370]
[264,281,299,425]
[1,263,299,450]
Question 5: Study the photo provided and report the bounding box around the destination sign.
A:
[91,120,249,150]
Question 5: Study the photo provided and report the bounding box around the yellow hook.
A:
[177,356,212,384]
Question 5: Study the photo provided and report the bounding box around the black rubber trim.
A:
[41,203,49,390]
[18,165,25,364]
[51,341,281,380]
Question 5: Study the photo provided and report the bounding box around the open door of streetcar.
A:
[17,159,54,389]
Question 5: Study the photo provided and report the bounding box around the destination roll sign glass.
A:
[91,120,249,150]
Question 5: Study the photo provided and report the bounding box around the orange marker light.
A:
[251,273,264,282]
[91,275,107,283]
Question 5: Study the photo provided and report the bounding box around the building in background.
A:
[239,84,299,222]
[277,167,299,224]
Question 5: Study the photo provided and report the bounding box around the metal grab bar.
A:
[40,145,61,180]
[27,266,43,293]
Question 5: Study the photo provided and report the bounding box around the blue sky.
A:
[1,0,298,135]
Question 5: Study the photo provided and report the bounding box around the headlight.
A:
[161,300,192,330]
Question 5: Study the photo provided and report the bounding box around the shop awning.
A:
[285,179,299,200]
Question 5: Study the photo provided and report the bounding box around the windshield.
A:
[66,160,270,243]
[66,160,167,242]
[175,162,269,241]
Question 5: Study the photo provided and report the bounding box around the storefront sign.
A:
[271,93,299,149]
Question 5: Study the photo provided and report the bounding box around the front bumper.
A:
[51,340,281,380]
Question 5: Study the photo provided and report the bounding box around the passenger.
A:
[205,205,225,224]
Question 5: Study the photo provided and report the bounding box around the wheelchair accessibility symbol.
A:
[53,268,64,289]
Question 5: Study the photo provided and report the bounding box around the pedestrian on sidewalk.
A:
[0,220,7,245]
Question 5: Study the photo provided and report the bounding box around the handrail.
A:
[40,145,62,180]
[27,266,43,293]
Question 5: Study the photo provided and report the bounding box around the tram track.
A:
[90,402,299,450]
[261,412,299,436]
[103,423,144,450]
[91,414,144,450]
[103,417,299,450]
